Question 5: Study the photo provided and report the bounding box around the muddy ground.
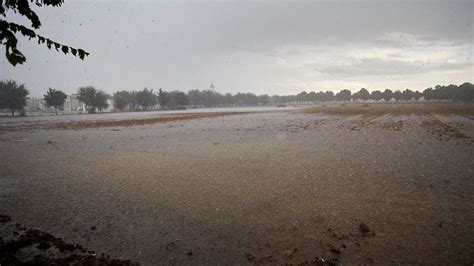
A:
[0,103,473,265]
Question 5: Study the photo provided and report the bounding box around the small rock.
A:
[329,245,341,254]
[359,223,371,234]
[245,253,256,261]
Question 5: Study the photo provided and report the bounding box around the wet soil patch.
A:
[421,119,470,141]
[0,214,138,265]
[0,112,251,134]
[301,102,474,117]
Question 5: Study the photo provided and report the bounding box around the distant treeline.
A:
[1,80,473,116]
[115,82,474,110]
[278,82,474,104]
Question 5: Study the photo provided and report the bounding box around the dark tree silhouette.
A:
[0,80,29,116]
[95,91,109,112]
[422,83,473,102]
[167,91,189,109]
[456,82,474,102]
[44,88,67,115]
[353,88,370,101]
[383,89,393,102]
[370,90,383,101]
[77,86,96,113]
[335,89,351,102]
[0,0,89,66]
[77,86,107,113]
[136,88,157,110]
[113,91,130,111]
[401,89,415,101]
[187,90,202,107]
[393,90,402,101]
[127,91,138,110]
[257,94,270,105]
[158,89,169,109]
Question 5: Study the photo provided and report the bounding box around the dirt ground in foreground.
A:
[0,103,473,265]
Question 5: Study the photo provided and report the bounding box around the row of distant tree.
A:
[112,89,189,111]
[112,89,270,110]
[274,83,474,104]
[0,80,473,116]
[114,83,473,110]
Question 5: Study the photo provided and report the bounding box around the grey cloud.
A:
[317,58,473,77]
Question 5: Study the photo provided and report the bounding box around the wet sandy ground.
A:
[0,103,473,265]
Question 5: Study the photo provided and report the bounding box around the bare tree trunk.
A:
[11,109,14,117]
[55,107,58,115]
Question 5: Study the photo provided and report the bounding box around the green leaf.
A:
[61,45,68,54]
[77,49,87,60]
[6,48,26,66]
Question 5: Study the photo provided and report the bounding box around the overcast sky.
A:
[1,0,473,97]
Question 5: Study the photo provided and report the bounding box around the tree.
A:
[136,88,157,110]
[382,89,393,102]
[393,90,402,101]
[77,86,108,113]
[371,90,383,101]
[224,93,234,106]
[353,88,370,101]
[335,89,351,102]
[127,91,138,110]
[113,91,130,111]
[0,80,29,116]
[401,89,415,101]
[168,91,189,109]
[0,0,89,66]
[455,82,474,102]
[257,94,270,105]
[174,91,189,109]
[413,91,422,101]
[44,88,67,115]
[421,83,474,102]
[158,89,169,109]
[297,91,308,102]
[423,87,434,100]
[322,91,335,102]
[77,86,96,113]
[187,90,202,107]
[95,91,109,112]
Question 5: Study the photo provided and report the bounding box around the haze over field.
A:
[1,0,473,97]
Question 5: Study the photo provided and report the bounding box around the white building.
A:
[63,94,86,112]
[25,97,47,111]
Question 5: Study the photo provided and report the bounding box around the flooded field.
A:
[0,103,473,265]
